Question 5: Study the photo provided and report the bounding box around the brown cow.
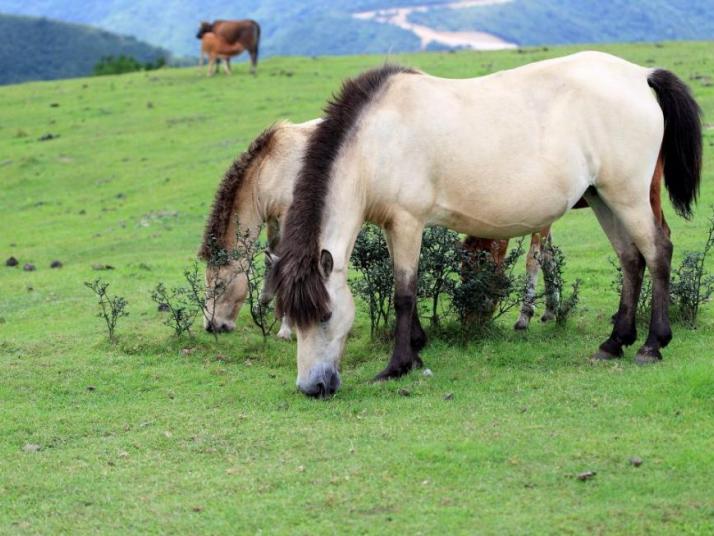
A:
[199,32,246,76]
[196,19,260,74]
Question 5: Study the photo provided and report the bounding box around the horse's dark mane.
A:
[269,64,418,328]
[198,125,277,262]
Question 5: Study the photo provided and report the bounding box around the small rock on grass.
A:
[50,260,63,269]
[157,303,170,312]
[92,263,114,271]
[443,392,454,401]
[422,368,433,377]
[23,444,41,453]
[5,256,18,267]
[23,263,35,272]
[576,471,596,481]
[38,133,59,142]
[397,388,411,397]
[629,456,643,467]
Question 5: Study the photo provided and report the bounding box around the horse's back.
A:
[357,53,663,238]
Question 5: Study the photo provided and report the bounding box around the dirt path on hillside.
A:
[354,0,516,51]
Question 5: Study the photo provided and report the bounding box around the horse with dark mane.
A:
[196,19,260,74]
[268,54,701,398]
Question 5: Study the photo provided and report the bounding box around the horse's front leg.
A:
[375,214,424,381]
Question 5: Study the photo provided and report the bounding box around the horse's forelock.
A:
[275,64,418,328]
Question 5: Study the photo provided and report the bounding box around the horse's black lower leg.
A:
[593,248,645,360]
[410,302,427,352]
[635,235,673,364]
[374,277,421,381]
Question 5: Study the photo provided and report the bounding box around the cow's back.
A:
[213,19,257,46]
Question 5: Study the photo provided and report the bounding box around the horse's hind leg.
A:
[587,192,646,361]
[515,232,543,330]
[375,213,425,381]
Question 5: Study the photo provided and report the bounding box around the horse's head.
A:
[268,248,355,398]
[203,258,247,333]
[196,21,213,39]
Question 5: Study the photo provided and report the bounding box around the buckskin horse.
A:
[196,19,260,74]
[267,53,702,398]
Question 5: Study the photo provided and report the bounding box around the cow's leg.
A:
[249,49,258,75]
[375,213,424,381]
[207,56,217,77]
[514,232,542,330]
[223,57,231,75]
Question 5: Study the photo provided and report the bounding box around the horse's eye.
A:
[320,312,332,324]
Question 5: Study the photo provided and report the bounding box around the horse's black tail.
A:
[251,20,260,69]
[647,69,702,220]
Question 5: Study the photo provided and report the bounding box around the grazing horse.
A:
[267,53,702,398]
[198,120,320,336]
[196,19,260,74]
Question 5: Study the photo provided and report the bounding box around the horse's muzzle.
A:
[297,363,341,399]
[205,319,236,333]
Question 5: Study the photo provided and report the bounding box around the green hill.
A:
[1,43,713,533]
[409,0,714,46]
[0,13,168,84]
[0,1,443,58]
[2,1,713,58]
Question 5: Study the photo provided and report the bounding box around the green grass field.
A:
[1,42,714,534]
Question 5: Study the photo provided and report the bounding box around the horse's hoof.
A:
[635,346,662,365]
[590,349,622,362]
[372,361,418,382]
[413,355,424,369]
[541,311,556,323]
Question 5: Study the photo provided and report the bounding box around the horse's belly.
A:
[429,171,583,239]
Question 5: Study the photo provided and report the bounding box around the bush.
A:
[151,282,198,337]
[350,224,394,337]
[235,230,279,342]
[350,223,532,340]
[670,210,714,328]
[418,226,461,327]
[93,55,165,76]
[84,279,128,342]
[449,238,526,331]
[539,238,580,326]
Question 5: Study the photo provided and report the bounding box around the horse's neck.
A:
[320,172,366,271]
[227,174,262,254]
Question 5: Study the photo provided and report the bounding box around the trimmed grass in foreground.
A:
[1,42,714,533]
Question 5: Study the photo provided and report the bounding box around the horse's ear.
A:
[319,249,333,278]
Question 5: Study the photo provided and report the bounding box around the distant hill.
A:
[409,0,714,46]
[0,14,168,84]
[1,1,713,61]
[0,1,453,58]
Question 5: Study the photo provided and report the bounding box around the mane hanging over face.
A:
[267,64,418,328]
[198,125,277,263]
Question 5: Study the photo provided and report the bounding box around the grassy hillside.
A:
[410,0,714,46]
[1,42,714,533]
[0,14,168,85]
